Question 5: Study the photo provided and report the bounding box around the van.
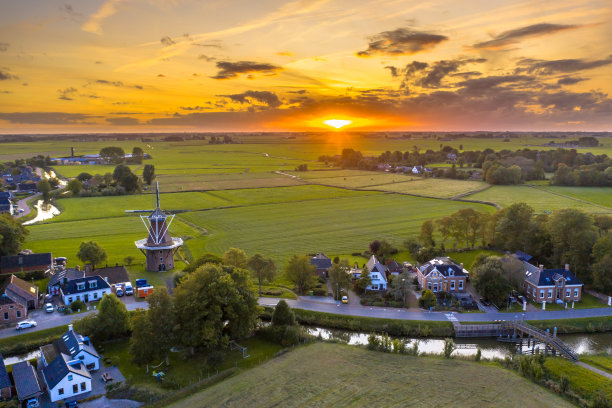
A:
[115,284,124,297]
[124,282,133,296]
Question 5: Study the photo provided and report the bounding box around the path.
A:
[575,361,612,380]
[527,185,612,212]
[15,192,40,218]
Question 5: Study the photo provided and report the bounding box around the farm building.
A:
[60,276,111,305]
[417,258,468,293]
[0,252,53,274]
[4,274,39,309]
[310,254,332,277]
[12,361,42,404]
[0,295,26,324]
[84,264,129,286]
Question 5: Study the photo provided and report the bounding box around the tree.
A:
[173,264,259,352]
[272,300,295,326]
[592,255,612,296]
[37,179,51,204]
[120,172,139,193]
[472,256,511,306]
[100,146,125,163]
[369,240,381,255]
[592,234,612,263]
[222,247,248,269]
[67,178,83,195]
[113,164,132,182]
[0,214,28,257]
[436,217,453,247]
[74,293,130,342]
[132,146,144,159]
[77,241,107,269]
[388,271,411,306]
[147,288,175,364]
[129,311,156,368]
[443,338,456,358]
[356,267,371,293]
[284,255,316,295]
[247,253,277,296]
[501,255,526,293]
[494,203,535,252]
[143,164,155,185]
[419,220,435,247]
[419,289,437,309]
[594,215,612,236]
[184,253,222,273]
[328,259,351,299]
[77,172,92,182]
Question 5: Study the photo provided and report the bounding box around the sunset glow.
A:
[323,119,352,129]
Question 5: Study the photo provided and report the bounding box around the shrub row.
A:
[0,325,68,356]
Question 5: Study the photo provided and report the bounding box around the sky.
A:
[0,0,611,133]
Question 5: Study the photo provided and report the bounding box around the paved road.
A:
[15,192,40,218]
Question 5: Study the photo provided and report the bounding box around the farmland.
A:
[165,342,575,408]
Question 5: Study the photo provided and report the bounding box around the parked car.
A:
[124,282,133,296]
[26,398,39,408]
[65,401,78,408]
[16,320,37,330]
[45,293,53,302]
[54,257,67,265]
[45,303,54,313]
[341,295,349,304]
[115,284,124,297]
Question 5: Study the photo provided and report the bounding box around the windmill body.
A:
[129,183,183,272]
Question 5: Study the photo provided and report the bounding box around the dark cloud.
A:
[538,91,608,111]
[106,117,140,126]
[357,28,448,57]
[385,66,399,77]
[0,69,18,80]
[0,43,8,52]
[450,71,482,79]
[160,36,176,47]
[517,56,612,74]
[157,74,165,78]
[58,87,78,100]
[457,75,535,94]
[95,61,103,64]
[287,90,307,94]
[557,77,587,85]
[94,79,143,90]
[0,112,95,124]
[62,4,82,20]
[211,61,282,80]
[198,54,216,62]
[193,40,223,49]
[472,23,580,50]
[180,105,211,111]
[0,90,11,94]
[219,90,281,108]
[400,58,485,88]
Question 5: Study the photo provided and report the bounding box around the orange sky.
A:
[0,0,611,133]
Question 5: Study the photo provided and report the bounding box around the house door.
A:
[84,294,89,302]
[556,289,561,299]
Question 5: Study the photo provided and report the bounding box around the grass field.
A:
[544,357,612,401]
[580,354,612,375]
[165,342,575,408]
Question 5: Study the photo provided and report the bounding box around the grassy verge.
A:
[526,316,612,334]
[544,357,612,401]
[580,354,612,375]
[538,293,607,311]
[258,284,297,299]
[0,325,68,356]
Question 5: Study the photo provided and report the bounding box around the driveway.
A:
[15,192,40,218]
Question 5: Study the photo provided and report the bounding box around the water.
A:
[4,350,41,366]
[23,200,61,225]
[306,327,611,359]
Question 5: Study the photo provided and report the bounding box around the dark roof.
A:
[1,253,53,272]
[310,254,332,270]
[86,265,129,286]
[42,353,91,390]
[385,260,402,273]
[57,329,98,359]
[0,192,11,199]
[0,353,11,389]
[420,257,468,278]
[61,275,110,296]
[49,268,85,287]
[514,251,532,262]
[524,262,583,287]
[0,295,18,306]
[367,255,388,276]
[12,361,41,400]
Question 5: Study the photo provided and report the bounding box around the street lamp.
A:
[336,282,339,306]
[402,278,406,307]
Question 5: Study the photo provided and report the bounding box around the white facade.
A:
[366,271,387,291]
[46,371,91,403]
[62,288,110,305]
[74,350,99,371]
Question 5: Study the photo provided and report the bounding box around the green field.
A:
[166,343,575,408]
[580,355,612,375]
[544,357,612,401]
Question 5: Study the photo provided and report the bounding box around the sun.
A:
[323,119,352,129]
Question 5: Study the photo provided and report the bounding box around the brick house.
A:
[310,254,332,277]
[0,295,26,324]
[0,253,53,274]
[5,275,39,309]
[417,257,468,293]
[523,262,583,303]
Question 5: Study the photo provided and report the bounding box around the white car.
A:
[45,303,54,313]
[124,282,134,296]
[16,320,37,330]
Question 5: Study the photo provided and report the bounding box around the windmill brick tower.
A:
[129,182,183,272]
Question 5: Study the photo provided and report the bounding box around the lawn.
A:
[538,186,612,210]
[544,357,612,401]
[580,354,612,375]
[538,293,607,311]
[165,342,575,408]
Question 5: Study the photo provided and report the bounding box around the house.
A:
[48,267,85,296]
[446,153,457,163]
[0,252,53,274]
[17,182,38,193]
[417,257,468,293]
[0,191,12,200]
[310,254,332,277]
[4,275,39,309]
[0,294,26,324]
[85,265,129,286]
[12,361,42,404]
[365,255,387,291]
[41,353,92,402]
[523,263,583,304]
[41,325,100,372]
[0,353,12,399]
[60,275,111,305]
[385,259,403,276]
[0,198,12,215]
[514,251,532,262]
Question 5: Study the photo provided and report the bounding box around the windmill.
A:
[126,182,183,272]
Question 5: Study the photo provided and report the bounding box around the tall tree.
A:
[100,146,125,163]
[328,259,351,299]
[247,254,276,296]
[129,311,156,369]
[388,271,411,306]
[494,203,535,252]
[272,300,295,326]
[66,178,83,195]
[419,220,435,247]
[284,255,316,295]
[74,293,130,342]
[113,164,132,182]
[147,288,175,364]
[436,216,453,247]
[593,215,612,237]
[592,255,612,296]
[472,256,511,306]
[142,164,155,185]
[37,178,51,204]
[0,214,28,257]
[77,241,107,269]
[356,267,371,293]
[222,247,248,269]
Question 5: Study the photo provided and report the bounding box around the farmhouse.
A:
[417,258,467,293]
[0,353,12,399]
[0,252,53,274]
[0,293,26,324]
[4,274,39,309]
[365,255,387,291]
[48,267,86,295]
[85,265,129,286]
[523,262,583,304]
[60,275,111,305]
[12,361,42,404]
[310,254,332,277]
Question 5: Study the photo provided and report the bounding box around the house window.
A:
[458,281,463,290]
[73,384,78,393]
[77,282,85,291]
[548,290,552,298]
[68,297,73,303]
[539,290,544,298]
[450,280,455,290]
[16,310,21,318]
[80,382,86,391]
[93,293,98,299]
[3,313,7,320]
[89,281,97,289]
[427,282,432,290]
[371,284,379,290]
[79,355,84,360]
[574,288,579,297]
[450,270,454,276]
[68,375,73,381]
[59,388,64,395]
[566,289,570,297]
[433,283,438,292]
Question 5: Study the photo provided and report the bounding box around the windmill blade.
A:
[125,210,154,213]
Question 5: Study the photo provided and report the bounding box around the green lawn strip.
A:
[258,284,297,299]
[164,342,575,408]
[538,293,607,311]
[0,325,69,356]
[32,277,50,293]
[579,354,612,375]
[526,316,612,334]
[544,357,612,401]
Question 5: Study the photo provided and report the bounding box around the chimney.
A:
[564,264,569,271]
[539,264,544,272]
[68,324,73,332]
[84,264,92,274]
[460,263,464,270]
[71,147,74,158]
[75,265,80,271]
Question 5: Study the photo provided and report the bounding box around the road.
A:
[2,295,610,340]
[15,192,40,218]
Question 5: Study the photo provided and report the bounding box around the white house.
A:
[41,353,92,402]
[365,255,387,291]
[60,275,111,305]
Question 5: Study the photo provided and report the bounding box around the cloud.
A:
[356,28,448,57]
[219,90,282,108]
[0,112,95,124]
[211,61,282,79]
[62,4,82,20]
[399,58,485,89]
[517,56,612,74]
[0,43,8,52]
[58,87,78,100]
[180,105,212,111]
[193,40,223,49]
[276,51,294,56]
[82,0,125,34]
[157,74,165,78]
[93,79,143,89]
[106,116,139,125]
[0,90,11,94]
[198,54,216,62]
[160,36,176,47]
[557,77,587,85]
[287,90,307,94]
[471,23,581,50]
[0,69,18,80]
[385,66,399,77]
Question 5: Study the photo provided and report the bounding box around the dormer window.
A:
[89,280,97,289]
[76,282,85,291]
[450,269,454,276]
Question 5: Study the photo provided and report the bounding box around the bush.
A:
[70,300,85,312]
[272,300,295,326]
[475,348,481,362]
[312,288,327,296]
[443,338,456,358]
